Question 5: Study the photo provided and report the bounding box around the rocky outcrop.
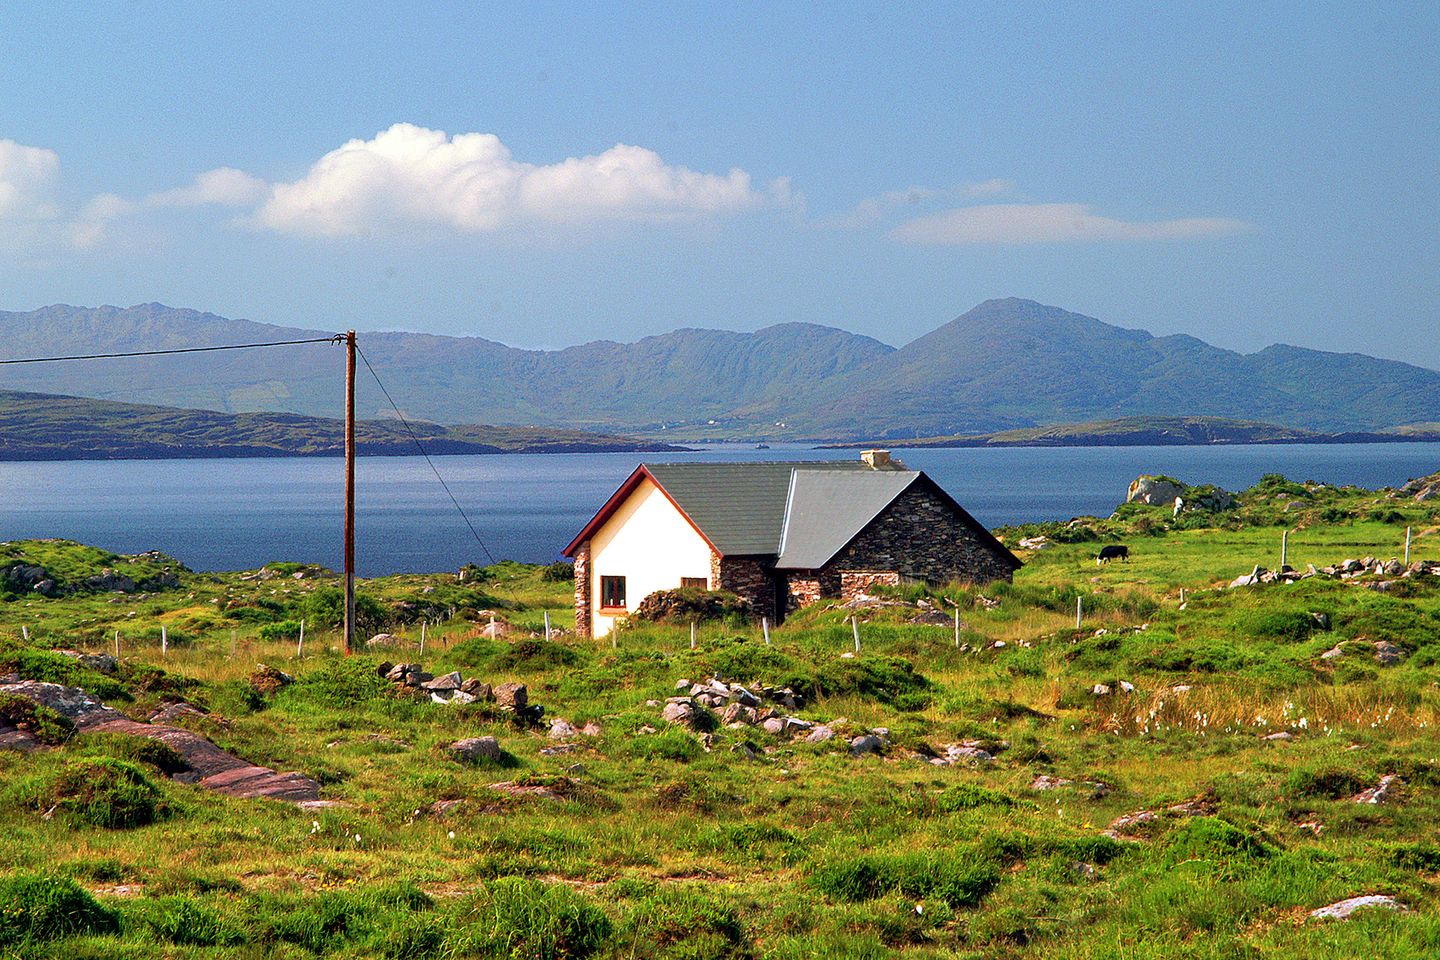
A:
[0,680,322,803]
[1127,476,1185,506]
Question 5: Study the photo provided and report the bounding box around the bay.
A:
[1,443,1437,575]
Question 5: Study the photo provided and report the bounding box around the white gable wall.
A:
[590,477,713,638]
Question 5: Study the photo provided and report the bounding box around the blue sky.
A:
[2,2,1436,366]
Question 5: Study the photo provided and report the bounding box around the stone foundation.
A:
[838,570,901,600]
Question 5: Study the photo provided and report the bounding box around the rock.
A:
[385,663,417,682]
[1308,895,1407,921]
[731,742,759,760]
[1030,775,1074,791]
[721,703,758,726]
[1320,644,1346,661]
[404,671,434,687]
[675,678,692,690]
[805,726,835,743]
[762,717,787,735]
[1263,731,1295,741]
[460,678,492,699]
[441,690,476,705]
[365,633,398,648]
[422,671,463,692]
[1018,536,1052,551]
[1092,683,1112,696]
[580,722,603,737]
[849,734,883,756]
[1119,680,1135,693]
[249,665,294,696]
[1373,641,1406,665]
[148,701,208,724]
[1071,861,1096,878]
[549,718,580,741]
[661,699,700,727]
[1106,810,1157,836]
[449,736,502,764]
[1353,775,1402,805]
[540,743,586,756]
[1127,476,1185,506]
[944,744,994,762]
[493,682,528,711]
[478,620,511,639]
[84,569,136,593]
[425,798,466,818]
[1166,797,1216,817]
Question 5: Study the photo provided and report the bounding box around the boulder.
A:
[762,717,787,735]
[365,633,399,648]
[1353,775,1402,805]
[549,718,580,741]
[805,725,835,743]
[84,569,136,593]
[1105,809,1157,837]
[1030,775,1074,791]
[661,699,700,727]
[580,721,603,737]
[460,678,492,700]
[1127,476,1185,506]
[493,682,527,711]
[849,734,883,757]
[449,736,502,764]
[721,703,758,726]
[1018,536,1052,551]
[1309,895,1407,921]
[1373,641,1406,665]
[422,671,462,692]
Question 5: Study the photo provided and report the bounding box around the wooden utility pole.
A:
[344,330,357,655]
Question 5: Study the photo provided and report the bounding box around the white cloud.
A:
[890,203,1252,244]
[0,139,60,223]
[147,167,268,208]
[250,123,763,236]
[823,179,1017,229]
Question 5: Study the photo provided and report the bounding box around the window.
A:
[680,576,707,590]
[600,575,627,609]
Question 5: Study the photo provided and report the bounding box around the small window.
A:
[600,575,627,609]
[680,577,707,590]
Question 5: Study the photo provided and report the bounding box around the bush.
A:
[788,655,930,705]
[810,852,998,907]
[937,783,1015,811]
[47,757,164,829]
[300,587,388,633]
[1163,817,1275,871]
[127,894,242,946]
[293,657,390,707]
[84,734,189,776]
[630,587,752,625]
[454,878,612,959]
[541,561,575,583]
[1240,610,1318,643]
[0,874,119,945]
[0,693,75,744]
[259,619,303,642]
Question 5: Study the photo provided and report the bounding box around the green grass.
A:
[2,474,1440,957]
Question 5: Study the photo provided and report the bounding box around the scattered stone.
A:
[1071,861,1096,878]
[731,742,759,760]
[805,726,835,743]
[540,743,587,756]
[849,734,883,757]
[365,633,398,648]
[425,798,466,818]
[722,703,758,726]
[460,678,492,700]
[55,650,118,675]
[1127,476,1185,506]
[1320,645,1346,661]
[1166,797,1216,817]
[549,718,580,741]
[1263,731,1295,742]
[1031,775,1074,791]
[1092,683,1112,696]
[1018,536,1052,551]
[1309,895,1407,921]
[661,699,701,728]
[1373,641,1406,665]
[449,736,502,764]
[580,721,603,737]
[422,671,462,692]
[148,702,209,725]
[943,744,994,762]
[1105,810,1158,837]
[1353,775,1402,805]
[493,682,528,711]
[762,717,786,735]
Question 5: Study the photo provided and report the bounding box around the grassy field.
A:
[2,473,1440,958]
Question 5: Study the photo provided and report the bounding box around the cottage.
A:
[563,451,1020,638]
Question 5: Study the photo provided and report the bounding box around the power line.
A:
[0,336,340,366]
[354,343,501,567]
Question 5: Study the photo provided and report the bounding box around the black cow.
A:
[1096,544,1130,565]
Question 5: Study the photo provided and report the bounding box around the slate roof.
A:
[564,458,1019,573]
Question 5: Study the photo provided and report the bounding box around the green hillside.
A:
[0,390,681,461]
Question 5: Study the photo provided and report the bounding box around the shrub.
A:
[454,878,612,959]
[293,657,390,707]
[300,587,388,633]
[1163,817,1275,871]
[784,655,929,705]
[0,693,75,744]
[1239,610,1317,643]
[541,560,575,582]
[0,874,119,945]
[810,852,998,907]
[84,734,189,776]
[127,895,242,946]
[937,783,1015,811]
[47,757,164,829]
[259,619,303,642]
[630,587,752,625]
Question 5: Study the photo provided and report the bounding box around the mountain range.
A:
[2,299,1437,439]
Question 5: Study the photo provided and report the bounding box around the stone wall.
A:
[573,541,592,639]
[825,482,1016,587]
[838,570,901,600]
[713,552,776,622]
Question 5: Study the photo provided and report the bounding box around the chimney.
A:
[860,449,891,469]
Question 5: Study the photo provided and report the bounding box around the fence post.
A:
[544,611,552,642]
[1281,529,1289,569]
[1075,596,1082,630]
[1405,526,1412,565]
[691,620,697,650]
[761,617,770,646]
[161,624,168,658]
[114,629,120,658]
[419,621,426,656]
[297,619,305,658]
[21,625,28,642]
[851,617,860,653]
